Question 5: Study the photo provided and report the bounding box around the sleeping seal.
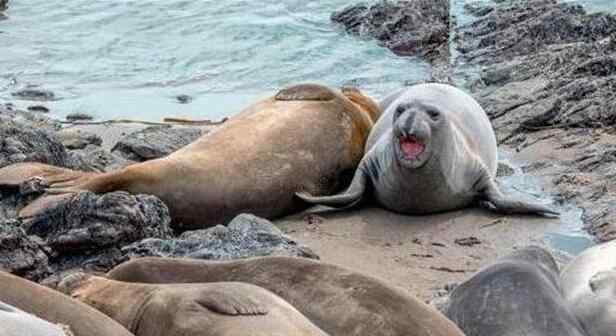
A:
[107,256,466,336]
[59,273,328,336]
[297,83,558,216]
[0,271,133,336]
[561,241,616,336]
[445,246,586,336]
[0,84,380,229]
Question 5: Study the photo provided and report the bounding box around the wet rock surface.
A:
[0,0,7,12]
[457,0,616,241]
[123,214,319,260]
[0,220,50,281]
[57,129,103,150]
[11,87,55,101]
[332,0,450,61]
[112,125,203,161]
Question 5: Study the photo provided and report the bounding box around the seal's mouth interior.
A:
[399,135,425,160]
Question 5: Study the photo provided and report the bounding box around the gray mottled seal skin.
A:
[297,83,558,216]
[561,241,616,336]
[445,246,587,336]
[107,256,466,336]
[0,301,66,336]
[0,271,133,336]
[58,273,328,336]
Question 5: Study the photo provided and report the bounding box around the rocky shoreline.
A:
[0,104,316,286]
[456,0,616,241]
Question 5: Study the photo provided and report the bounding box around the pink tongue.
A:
[401,140,425,159]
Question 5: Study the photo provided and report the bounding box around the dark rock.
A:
[65,112,94,122]
[176,94,193,104]
[331,0,450,61]
[0,103,61,131]
[0,220,50,281]
[123,214,319,260]
[27,105,49,113]
[457,0,616,241]
[0,117,71,169]
[57,129,103,150]
[454,237,481,247]
[11,88,55,101]
[68,145,134,172]
[25,191,173,253]
[112,125,203,161]
[496,162,515,177]
[0,0,6,11]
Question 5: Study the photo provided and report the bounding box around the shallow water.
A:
[0,0,611,255]
[0,0,429,121]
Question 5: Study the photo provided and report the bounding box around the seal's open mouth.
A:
[399,135,425,160]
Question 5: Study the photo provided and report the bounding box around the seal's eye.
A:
[426,109,440,120]
[395,105,406,117]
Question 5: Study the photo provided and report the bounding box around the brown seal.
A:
[58,273,328,336]
[0,271,133,336]
[0,84,380,230]
[107,256,465,336]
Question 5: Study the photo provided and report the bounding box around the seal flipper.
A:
[195,290,268,316]
[295,166,368,208]
[475,168,560,217]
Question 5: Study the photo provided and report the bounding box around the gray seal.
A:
[297,83,558,216]
[445,246,587,336]
[561,241,616,336]
[0,301,67,336]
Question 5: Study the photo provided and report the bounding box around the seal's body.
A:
[60,274,328,336]
[297,83,557,216]
[0,84,380,229]
[445,247,587,336]
[561,241,616,336]
[0,271,133,336]
[107,256,466,336]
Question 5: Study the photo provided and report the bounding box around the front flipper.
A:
[475,165,559,217]
[295,166,368,209]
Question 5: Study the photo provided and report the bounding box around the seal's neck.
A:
[342,88,381,123]
[69,276,156,333]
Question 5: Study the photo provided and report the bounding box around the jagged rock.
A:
[25,191,173,253]
[0,220,50,281]
[68,145,134,172]
[0,103,61,131]
[57,129,102,150]
[0,0,7,12]
[331,0,450,61]
[0,117,70,169]
[27,105,49,113]
[458,0,616,242]
[11,88,55,101]
[123,214,319,260]
[112,125,203,161]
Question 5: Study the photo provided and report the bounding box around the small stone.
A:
[65,112,94,122]
[27,105,50,113]
[112,125,203,161]
[454,237,481,247]
[11,88,55,101]
[176,94,193,104]
[57,129,103,150]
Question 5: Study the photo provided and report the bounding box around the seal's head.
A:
[392,100,444,169]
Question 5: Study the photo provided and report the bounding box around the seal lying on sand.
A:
[0,84,380,229]
[0,271,133,336]
[561,241,616,336]
[445,246,586,336]
[0,301,68,336]
[297,83,558,216]
[107,256,466,336]
[59,273,328,336]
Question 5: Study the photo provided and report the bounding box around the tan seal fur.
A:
[59,273,328,336]
[0,271,133,336]
[107,256,466,336]
[0,84,380,229]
